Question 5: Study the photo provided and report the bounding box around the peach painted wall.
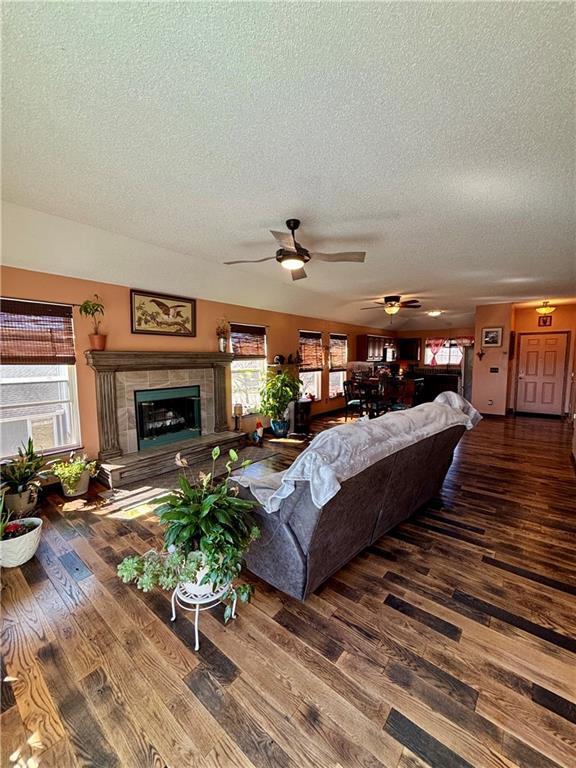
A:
[471,303,514,415]
[1,266,396,455]
[510,304,576,414]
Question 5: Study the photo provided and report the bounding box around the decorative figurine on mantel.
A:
[216,319,230,353]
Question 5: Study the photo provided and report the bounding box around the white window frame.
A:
[328,370,346,399]
[230,357,268,416]
[299,370,322,400]
[424,340,463,366]
[0,364,82,459]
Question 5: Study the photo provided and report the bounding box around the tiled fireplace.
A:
[85,350,244,487]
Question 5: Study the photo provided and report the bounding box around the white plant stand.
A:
[170,581,236,651]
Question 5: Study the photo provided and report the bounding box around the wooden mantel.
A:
[84,350,234,461]
[84,350,234,371]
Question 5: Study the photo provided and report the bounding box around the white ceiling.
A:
[2,2,575,329]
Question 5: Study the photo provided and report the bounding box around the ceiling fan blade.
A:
[270,230,296,250]
[360,307,379,310]
[400,299,421,306]
[400,302,422,308]
[291,267,307,281]
[311,251,366,263]
[223,256,277,265]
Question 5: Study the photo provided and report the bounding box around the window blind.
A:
[0,299,76,365]
[329,333,347,370]
[230,323,266,358]
[299,331,323,371]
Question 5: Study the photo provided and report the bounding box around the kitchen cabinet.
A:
[356,335,396,362]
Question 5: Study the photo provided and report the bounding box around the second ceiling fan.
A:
[361,295,422,315]
[224,219,366,280]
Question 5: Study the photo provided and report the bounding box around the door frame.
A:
[513,331,570,416]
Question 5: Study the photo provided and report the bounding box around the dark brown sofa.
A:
[237,424,465,600]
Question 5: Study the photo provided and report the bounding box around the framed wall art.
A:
[130,290,196,337]
[538,315,552,327]
[481,327,503,347]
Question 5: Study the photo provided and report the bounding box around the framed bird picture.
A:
[130,290,196,336]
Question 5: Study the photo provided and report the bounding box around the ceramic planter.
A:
[3,486,38,516]
[0,517,43,568]
[270,419,289,437]
[88,333,107,351]
[61,468,91,497]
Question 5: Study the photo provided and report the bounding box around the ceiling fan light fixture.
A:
[535,300,556,315]
[279,254,306,271]
[384,304,400,316]
[427,310,443,317]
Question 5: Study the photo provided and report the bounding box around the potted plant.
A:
[0,495,43,568]
[216,319,230,353]
[0,438,46,515]
[259,371,302,437]
[50,453,98,497]
[117,447,260,623]
[79,294,106,350]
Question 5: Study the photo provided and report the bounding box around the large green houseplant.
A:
[117,447,260,623]
[259,371,302,437]
[1,438,46,515]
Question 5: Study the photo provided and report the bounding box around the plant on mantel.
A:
[117,447,260,622]
[79,293,106,350]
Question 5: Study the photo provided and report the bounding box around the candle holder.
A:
[233,403,243,431]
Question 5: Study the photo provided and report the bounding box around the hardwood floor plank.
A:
[531,684,576,725]
[482,556,576,597]
[384,594,462,641]
[384,709,474,768]
[186,667,297,768]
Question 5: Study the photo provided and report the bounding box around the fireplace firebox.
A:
[135,386,201,450]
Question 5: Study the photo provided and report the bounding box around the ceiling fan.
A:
[223,219,366,281]
[361,295,422,315]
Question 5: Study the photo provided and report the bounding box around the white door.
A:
[517,333,568,415]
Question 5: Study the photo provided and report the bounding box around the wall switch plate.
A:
[489,367,499,373]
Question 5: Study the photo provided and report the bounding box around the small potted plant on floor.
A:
[79,293,106,350]
[0,495,43,568]
[259,370,302,437]
[49,453,98,497]
[1,438,46,515]
[117,447,260,625]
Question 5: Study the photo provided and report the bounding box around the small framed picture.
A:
[131,290,196,336]
[482,327,503,347]
[538,316,552,327]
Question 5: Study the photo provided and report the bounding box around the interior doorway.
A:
[516,332,569,416]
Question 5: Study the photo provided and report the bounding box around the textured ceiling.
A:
[2,2,575,329]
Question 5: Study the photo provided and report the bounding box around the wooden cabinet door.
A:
[517,333,567,415]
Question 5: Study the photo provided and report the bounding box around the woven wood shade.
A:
[299,331,323,371]
[0,299,76,365]
[329,333,347,370]
[230,323,266,358]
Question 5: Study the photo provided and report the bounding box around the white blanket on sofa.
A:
[233,393,481,513]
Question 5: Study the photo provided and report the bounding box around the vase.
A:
[0,518,43,568]
[3,486,38,516]
[218,337,227,353]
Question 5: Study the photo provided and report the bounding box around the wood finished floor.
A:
[2,415,576,768]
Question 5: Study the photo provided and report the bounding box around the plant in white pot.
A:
[0,495,43,568]
[117,447,260,631]
[1,438,46,515]
[50,453,98,498]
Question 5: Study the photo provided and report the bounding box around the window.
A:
[0,299,80,457]
[230,323,267,414]
[299,331,323,399]
[300,370,321,400]
[424,338,463,366]
[329,334,347,398]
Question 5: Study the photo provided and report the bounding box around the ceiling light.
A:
[535,300,556,315]
[278,253,306,271]
[384,304,400,316]
[427,310,443,317]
